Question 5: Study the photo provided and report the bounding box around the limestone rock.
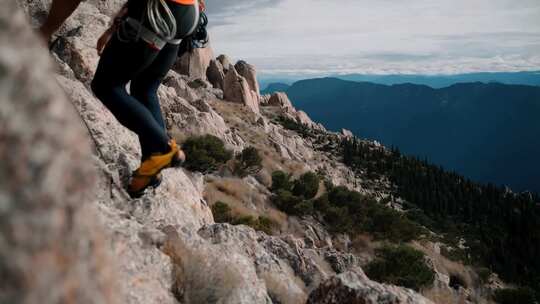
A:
[223,66,260,114]
[163,227,272,304]
[322,249,357,274]
[57,75,215,303]
[163,72,200,102]
[175,47,215,80]
[260,94,272,105]
[267,123,315,161]
[295,110,316,127]
[206,59,226,90]
[267,92,294,110]
[50,2,109,85]
[198,224,309,303]
[157,85,245,150]
[341,128,354,138]
[0,4,116,303]
[300,219,333,249]
[235,60,260,97]
[86,0,125,16]
[308,268,435,304]
[217,54,233,71]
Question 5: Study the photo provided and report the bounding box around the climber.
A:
[88,0,204,197]
[39,0,205,42]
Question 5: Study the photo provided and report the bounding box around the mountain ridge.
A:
[260,70,540,92]
[283,77,540,193]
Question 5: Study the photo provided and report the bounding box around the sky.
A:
[204,0,540,77]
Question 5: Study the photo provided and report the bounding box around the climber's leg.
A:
[130,42,180,159]
[91,33,171,156]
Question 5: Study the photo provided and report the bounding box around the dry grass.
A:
[422,289,468,304]
[412,240,496,304]
[209,98,311,179]
[413,241,473,287]
[350,234,377,265]
[162,227,254,303]
[204,176,289,231]
[260,268,307,304]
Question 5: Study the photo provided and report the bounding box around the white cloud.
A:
[205,0,540,76]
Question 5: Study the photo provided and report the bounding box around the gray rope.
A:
[147,0,177,41]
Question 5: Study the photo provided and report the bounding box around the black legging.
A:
[91,0,198,160]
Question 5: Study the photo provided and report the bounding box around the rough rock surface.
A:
[207,59,226,90]
[235,60,260,97]
[267,92,294,110]
[159,75,245,150]
[0,4,115,303]
[223,66,260,114]
[217,54,233,71]
[308,268,435,304]
[175,47,215,80]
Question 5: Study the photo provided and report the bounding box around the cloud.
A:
[205,0,284,26]
[204,0,540,76]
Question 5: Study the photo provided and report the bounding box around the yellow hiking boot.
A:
[128,140,184,198]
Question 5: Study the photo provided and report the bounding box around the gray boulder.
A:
[175,47,215,80]
[235,60,260,97]
[0,4,116,303]
[308,268,435,304]
[217,54,233,71]
[223,66,260,114]
[267,92,294,110]
[207,59,226,90]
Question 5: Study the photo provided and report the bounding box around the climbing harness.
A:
[118,0,199,50]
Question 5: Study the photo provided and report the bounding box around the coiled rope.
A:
[146,0,177,41]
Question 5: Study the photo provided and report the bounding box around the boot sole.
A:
[128,151,184,198]
[128,174,162,199]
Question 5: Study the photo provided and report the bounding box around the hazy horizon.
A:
[205,0,540,77]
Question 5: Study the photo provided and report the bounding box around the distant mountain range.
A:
[278,77,540,193]
[335,71,540,88]
[260,71,540,94]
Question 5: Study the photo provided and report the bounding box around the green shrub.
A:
[272,190,303,215]
[441,245,470,263]
[323,179,334,191]
[276,116,313,138]
[232,215,278,235]
[322,184,423,241]
[293,200,314,216]
[183,135,233,173]
[232,215,256,226]
[406,208,436,228]
[365,205,424,242]
[292,172,320,199]
[211,201,232,223]
[233,146,263,177]
[324,206,354,233]
[210,202,278,235]
[365,245,435,291]
[493,287,537,304]
[313,195,331,213]
[253,216,278,235]
[476,267,491,284]
[271,171,293,192]
[270,176,422,242]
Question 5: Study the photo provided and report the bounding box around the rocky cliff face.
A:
[2,1,482,303]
